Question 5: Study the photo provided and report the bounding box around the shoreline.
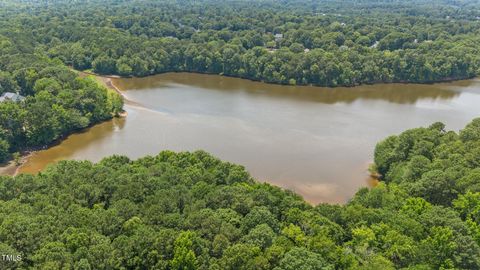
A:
[84,69,478,89]
[79,70,141,111]
[0,72,128,177]
[0,152,33,177]
[2,70,474,191]
[78,70,127,99]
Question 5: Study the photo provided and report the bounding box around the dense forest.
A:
[1,0,480,88]
[0,119,480,269]
[0,35,123,162]
[0,62,123,162]
[1,0,480,161]
[1,1,480,269]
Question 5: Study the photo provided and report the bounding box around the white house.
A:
[274,33,283,42]
[0,92,25,103]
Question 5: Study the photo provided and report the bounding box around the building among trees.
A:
[0,92,25,103]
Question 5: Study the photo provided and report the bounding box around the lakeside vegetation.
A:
[2,0,480,88]
[0,61,123,163]
[0,48,123,163]
[1,1,480,269]
[1,0,480,161]
[1,119,480,269]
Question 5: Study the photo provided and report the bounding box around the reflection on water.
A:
[115,73,461,105]
[19,73,480,204]
[21,118,127,174]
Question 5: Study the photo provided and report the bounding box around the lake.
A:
[19,73,480,203]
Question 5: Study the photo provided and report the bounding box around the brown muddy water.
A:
[18,73,480,204]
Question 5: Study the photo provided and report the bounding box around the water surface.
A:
[20,73,480,203]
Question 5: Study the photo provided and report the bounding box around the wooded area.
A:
[1,119,480,269]
[1,1,480,269]
[3,0,480,86]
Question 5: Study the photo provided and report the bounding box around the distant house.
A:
[0,92,25,103]
[274,33,283,42]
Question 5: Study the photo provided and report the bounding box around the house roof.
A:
[0,92,25,102]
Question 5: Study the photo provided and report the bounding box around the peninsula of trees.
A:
[0,13,124,162]
[0,59,123,162]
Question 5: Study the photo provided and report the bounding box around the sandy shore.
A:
[78,70,133,116]
[0,152,32,177]
[95,75,126,98]
[0,161,17,176]
[78,70,124,94]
